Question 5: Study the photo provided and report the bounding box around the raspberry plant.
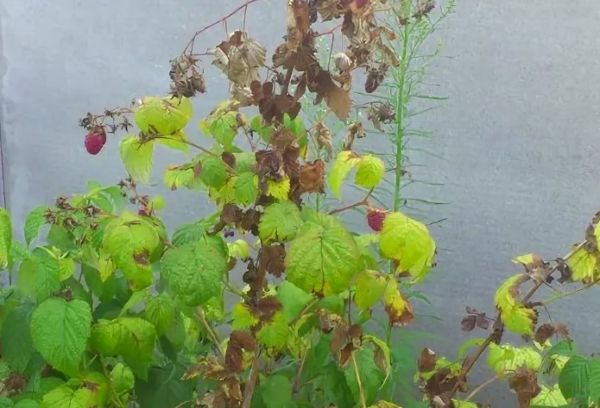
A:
[1,1,600,408]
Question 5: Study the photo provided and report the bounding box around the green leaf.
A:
[102,212,161,290]
[0,397,13,408]
[531,384,568,407]
[259,374,296,408]
[276,281,314,322]
[144,293,176,336]
[199,111,238,149]
[90,317,156,378]
[559,355,590,400]
[379,212,436,282]
[134,96,192,135]
[1,303,35,372]
[286,214,361,295]
[487,343,542,377]
[328,151,360,199]
[82,265,117,303]
[24,207,48,246]
[494,274,535,335]
[109,363,135,395]
[163,166,200,191]
[31,298,92,376]
[363,335,391,383]
[160,242,227,306]
[17,248,61,302]
[57,256,75,282]
[13,400,38,408]
[228,239,250,260]
[355,155,385,189]
[0,208,12,269]
[119,289,148,316]
[40,385,95,408]
[135,364,194,408]
[250,115,274,141]
[316,362,353,407]
[354,270,387,311]
[199,156,228,189]
[259,201,303,243]
[283,114,306,138]
[234,172,259,205]
[119,136,155,183]
[257,312,290,351]
[344,348,384,405]
[589,358,600,403]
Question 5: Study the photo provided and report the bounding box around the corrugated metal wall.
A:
[2,1,600,404]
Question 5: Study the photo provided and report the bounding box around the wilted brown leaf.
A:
[534,323,556,344]
[418,348,437,372]
[261,244,286,277]
[508,368,541,408]
[299,160,325,193]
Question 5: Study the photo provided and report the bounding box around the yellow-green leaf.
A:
[267,178,291,201]
[566,245,598,283]
[531,385,567,406]
[102,212,161,290]
[120,136,154,183]
[379,212,436,282]
[494,274,535,335]
[228,239,250,260]
[354,270,387,311]
[257,312,290,351]
[328,151,360,199]
[355,155,385,189]
[487,343,541,377]
[383,277,413,326]
[231,303,259,330]
[134,96,192,135]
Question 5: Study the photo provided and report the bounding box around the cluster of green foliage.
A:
[0,1,599,408]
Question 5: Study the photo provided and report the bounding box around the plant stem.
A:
[182,0,264,53]
[541,278,600,306]
[393,24,411,213]
[352,353,367,408]
[464,375,500,402]
[292,350,309,394]
[196,308,224,358]
[242,353,261,408]
[329,188,374,215]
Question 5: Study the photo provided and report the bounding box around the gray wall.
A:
[2,0,600,405]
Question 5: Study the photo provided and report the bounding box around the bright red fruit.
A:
[84,127,107,155]
[367,208,386,232]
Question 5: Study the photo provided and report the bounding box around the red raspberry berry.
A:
[84,127,107,155]
[355,0,369,8]
[367,208,386,232]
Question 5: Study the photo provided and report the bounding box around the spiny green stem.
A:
[393,25,411,212]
